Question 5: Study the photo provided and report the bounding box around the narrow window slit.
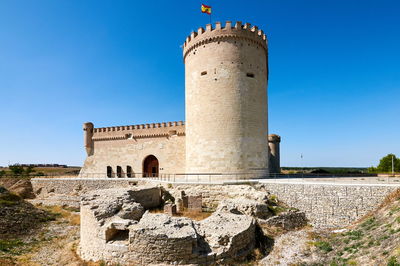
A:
[247,73,255,78]
[201,71,207,76]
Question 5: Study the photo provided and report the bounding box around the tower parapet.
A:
[183,21,267,62]
[184,21,269,174]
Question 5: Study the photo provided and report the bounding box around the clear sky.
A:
[0,0,399,167]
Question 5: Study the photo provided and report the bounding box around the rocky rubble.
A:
[216,197,273,219]
[81,189,146,223]
[79,185,308,265]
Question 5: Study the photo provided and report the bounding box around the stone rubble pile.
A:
[79,185,308,265]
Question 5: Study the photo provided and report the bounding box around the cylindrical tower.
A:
[83,122,94,156]
[268,134,281,173]
[183,21,269,175]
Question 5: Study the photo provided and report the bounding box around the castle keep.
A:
[79,21,280,179]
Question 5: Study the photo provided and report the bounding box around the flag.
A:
[201,4,211,15]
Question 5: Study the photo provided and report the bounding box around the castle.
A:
[79,21,281,180]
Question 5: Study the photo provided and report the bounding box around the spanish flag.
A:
[201,4,211,15]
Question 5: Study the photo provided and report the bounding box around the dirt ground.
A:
[0,205,103,266]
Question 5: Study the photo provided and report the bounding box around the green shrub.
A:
[267,205,285,215]
[361,217,376,229]
[387,256,400,266]
[0,239,24,252]
[314,241,333,253]
[346,230,364,240]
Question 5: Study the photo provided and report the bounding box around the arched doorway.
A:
[143,155,159,177]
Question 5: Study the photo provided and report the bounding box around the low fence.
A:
[74,172,400,185]
[4,172,400,185]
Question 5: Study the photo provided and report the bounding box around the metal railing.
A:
[4,172,399,185]
[70,172,400,185]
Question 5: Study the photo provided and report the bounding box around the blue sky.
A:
[0,0,399,167]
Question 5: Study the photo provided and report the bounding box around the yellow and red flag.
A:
[201,4,211,15]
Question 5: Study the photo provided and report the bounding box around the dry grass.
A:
[41,205,80,225]
[150,207,213,221]
[176,209,213,221]
[11,205,87,266]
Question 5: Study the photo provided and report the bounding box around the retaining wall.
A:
[261,182,399,228]
[29,178,400,228]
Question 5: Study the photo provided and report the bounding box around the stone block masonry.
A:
[261,182,399,228]
[30,178,399,228]
[30,178,141,208]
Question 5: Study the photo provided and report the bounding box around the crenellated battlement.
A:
[183,21,267,61]
[90,121,185,141]
[93,121,185,133]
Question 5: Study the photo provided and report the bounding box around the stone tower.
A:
[268,134,281,173]
[183,21,269,175]
[83,122,94,156]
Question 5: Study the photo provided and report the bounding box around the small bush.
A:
[0,239,24,253]
[387,256,400,266]
[314,241,333,253]
[267,205,285,215]
[361,217,377,229]
[345,230,364,240]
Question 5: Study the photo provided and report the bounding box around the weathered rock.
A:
[216,197,273,219]
[79,188,260,265]
[129,213,198,265]
[7,179,34,199]
[81,187,160,223]
[163,203,177,215]
[261,210,308,230]
[195,212,256,260]
[165,184,270,211]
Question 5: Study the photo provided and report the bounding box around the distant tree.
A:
[0,170,5,178]
[8,164,24,175]
[367,166,378,173]
[24,165,35,176]
[376,154,400,173]
[8,164,36,177]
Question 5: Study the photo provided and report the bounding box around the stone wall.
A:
[31,178,138,196]
[261,183,399,228]
[30,178,139,208]
[80,130,185,177]
[30,178,399,229]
